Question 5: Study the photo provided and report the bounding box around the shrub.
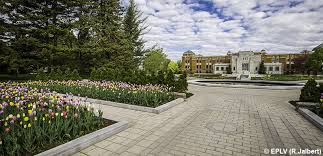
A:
[88,67,187,93]
[56,68,64,80]
[64,68,71,80]
[157,71,165,85]
[320,83,323,93]
[35,68,47,80]
[90,68,98,80]
[174,72,188,92]
[299,79,320,102]
[70,69,82,80]
[166,71,175,90]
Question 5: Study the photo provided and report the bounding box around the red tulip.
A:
[4,128,10,133]
[51,112,55,118]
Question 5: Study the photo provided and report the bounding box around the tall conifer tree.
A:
[123,0,148,68]
[93,0,134,70]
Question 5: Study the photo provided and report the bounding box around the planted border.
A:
[36,119,128,156]
[74,95,185,114]
[0,82,116,155]
[96,97,184,114]
[28,81,176,108]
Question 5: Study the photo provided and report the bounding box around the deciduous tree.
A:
[143,48,170,73]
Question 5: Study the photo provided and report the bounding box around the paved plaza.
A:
[73,85,323,156]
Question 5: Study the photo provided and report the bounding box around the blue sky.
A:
[123,0,323,60]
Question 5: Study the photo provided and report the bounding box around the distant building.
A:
[181,50,311,75]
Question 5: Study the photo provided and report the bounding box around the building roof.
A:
[183,50,195,55]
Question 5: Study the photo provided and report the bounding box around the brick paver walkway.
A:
[73,85,323,156]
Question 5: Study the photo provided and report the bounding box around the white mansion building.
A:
[182,50,310,75]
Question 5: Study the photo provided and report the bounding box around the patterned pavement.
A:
[72,85,323,156]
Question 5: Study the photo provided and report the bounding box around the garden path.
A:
[73,85,323,156]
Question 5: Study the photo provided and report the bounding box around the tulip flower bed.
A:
[0,82,112,155]
[28,80,176,108]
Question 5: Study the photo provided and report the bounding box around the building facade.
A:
[181,50,310,75]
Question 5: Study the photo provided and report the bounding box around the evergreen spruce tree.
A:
[1,0,80,74]
[299,79,320,102]
[93,0,134,70]
[124,0,148,68]
[166,71,175,90]
[72,0,98,75]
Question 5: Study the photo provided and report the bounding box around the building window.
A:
[269,67,273,71]
[221,67,224,71]
[255,67,258,71]
[275,67,279,71]
[216,67,219,71]
[233,67,235,71]
[196,65,199,69]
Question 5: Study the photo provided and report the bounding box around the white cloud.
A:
[125,0,323,60]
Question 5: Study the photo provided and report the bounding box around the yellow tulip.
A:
[24,125,27,128]
[10,102,14,106]
[28,110,33,114]
[28,123,31,128]
[24,117,29,122]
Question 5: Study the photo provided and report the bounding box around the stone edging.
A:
[188,79,303,90]
[87,97,185,114]
[297,108,323,132]
[35,119,128,156]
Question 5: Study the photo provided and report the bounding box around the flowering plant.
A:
[28,80,176,107]
[0,82,108,155]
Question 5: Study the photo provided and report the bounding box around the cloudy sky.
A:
[123,0,323,60]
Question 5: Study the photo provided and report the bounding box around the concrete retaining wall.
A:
[188,79,303,90]
[297,108,323,132]
[87,97,185,114]
[36,119,128,156]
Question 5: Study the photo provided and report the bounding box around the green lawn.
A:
[191,73,230,79]
[251,75,323,81]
